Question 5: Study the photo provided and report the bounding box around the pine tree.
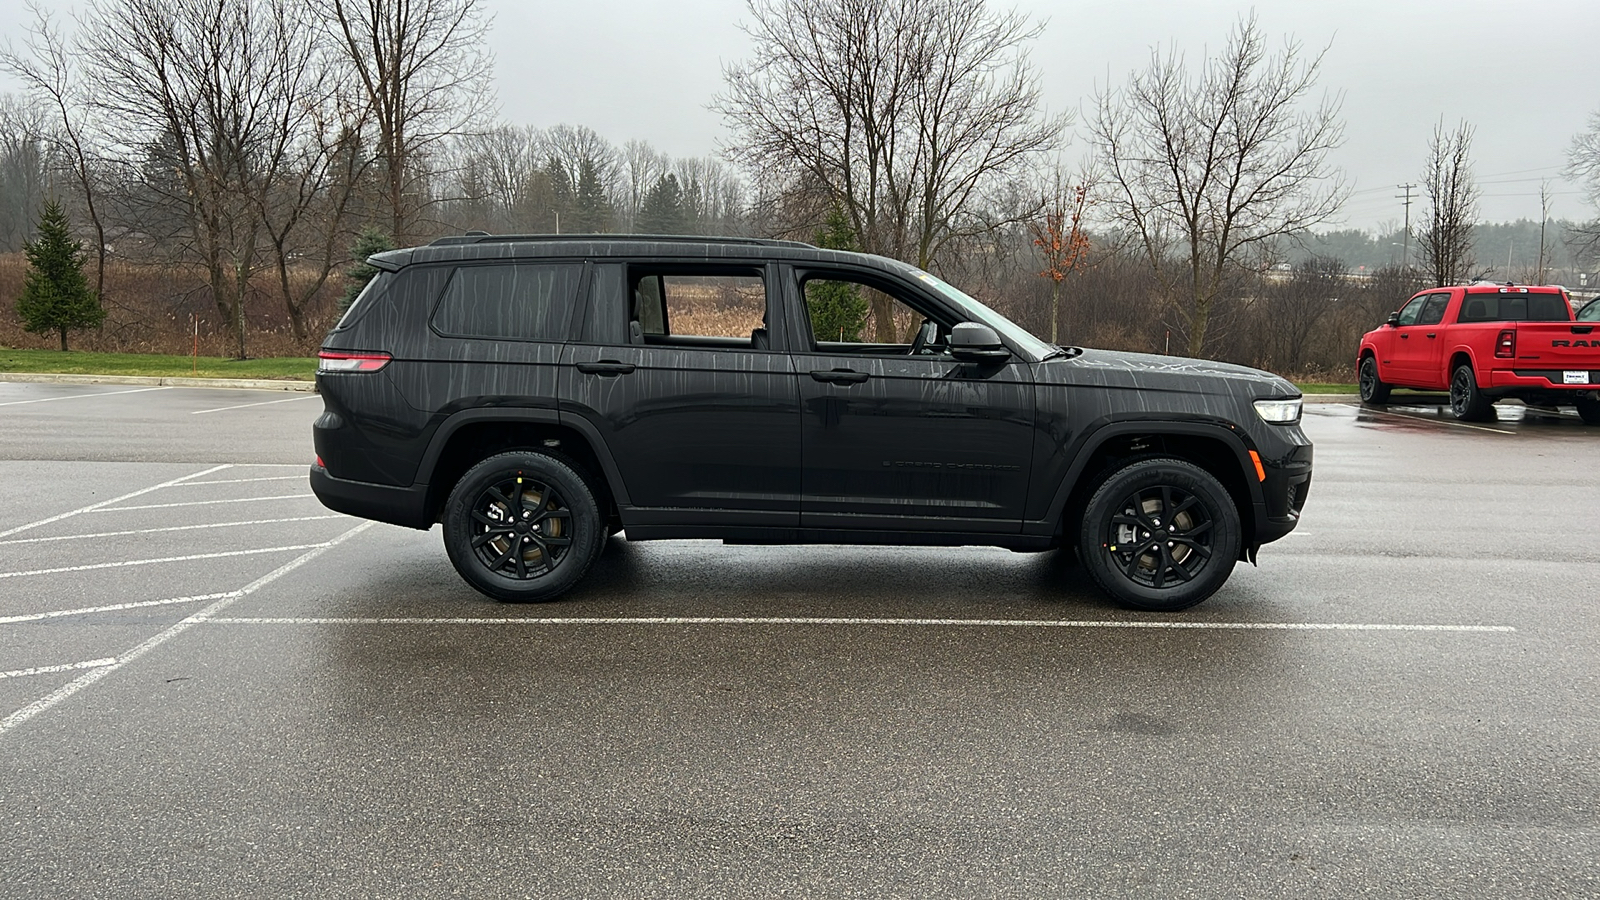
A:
[807,207,868,342]
[638,174,685,234]
[15,200,103,351]
[572,158,612,233]
[340,227,396,312]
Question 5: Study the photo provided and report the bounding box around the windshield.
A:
[894,264,1057,361]
[1579,298,1600,322]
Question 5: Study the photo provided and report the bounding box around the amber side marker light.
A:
[1248,450,1267,482]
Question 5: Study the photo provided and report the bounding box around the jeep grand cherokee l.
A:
[311,235,1312,611]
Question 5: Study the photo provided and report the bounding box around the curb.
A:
[0,372,316,392]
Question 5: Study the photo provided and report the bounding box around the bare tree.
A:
[1089,14,1346,357]
[716,0,1064,319]
[81,0,318,358]
[318,0,492,243]
[1565,107,1600,264]
[1417,118,1479,287]
[0,95,49,253]
[2,7,111,301]
[619,140,668,232]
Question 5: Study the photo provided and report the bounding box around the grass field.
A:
[0,348,315,380]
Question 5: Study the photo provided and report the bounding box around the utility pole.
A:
[1397,183,1417,272]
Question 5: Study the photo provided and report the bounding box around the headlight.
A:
[1253,398,1302,424]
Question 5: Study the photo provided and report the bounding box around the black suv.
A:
[310,235,1311,611]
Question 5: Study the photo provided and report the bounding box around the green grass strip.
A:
[0,348,314,381]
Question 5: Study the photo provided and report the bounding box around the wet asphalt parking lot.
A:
[0,382,1596,898]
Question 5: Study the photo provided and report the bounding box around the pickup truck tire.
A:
[1079,458,1241,612]
[1449,364,1495,422]
[1359,356,1391,404]
[1576,396,1600,425]
[442,450,605,603]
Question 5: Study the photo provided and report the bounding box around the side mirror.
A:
[1385,311,1401,327]
[949,322,1010,364]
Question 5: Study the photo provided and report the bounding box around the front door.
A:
[1388,292,1450,386]
[786,267,1035,533]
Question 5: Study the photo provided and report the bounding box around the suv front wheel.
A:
[1078,458,1241,611]
[442,451,605,602]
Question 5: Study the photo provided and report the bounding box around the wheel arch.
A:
[416,409,629,526]
[1044,421,1262,556]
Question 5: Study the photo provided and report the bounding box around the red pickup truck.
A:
[1357,283,1600,423]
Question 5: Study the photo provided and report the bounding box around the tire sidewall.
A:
[1359,356,1389,403]
[1078,458,1242,612]
[442,450,605,602]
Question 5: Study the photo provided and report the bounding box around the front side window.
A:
[432,263,582,341]
[1395,296,1427,326]
[800,271,947,355]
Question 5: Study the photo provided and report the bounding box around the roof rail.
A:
[427,232,817,249]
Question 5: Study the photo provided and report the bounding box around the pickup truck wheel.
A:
[1575,396,1600,425]
[442,451,604,602]
[1359,356,1391,404]
[1449,364,1495,422]
[1078,459,1241,612]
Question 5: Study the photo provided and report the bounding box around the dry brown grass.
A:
[0,253,340,357]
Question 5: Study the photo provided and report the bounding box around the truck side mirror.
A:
[949,322,1011,364]
[1385,311,1401,327]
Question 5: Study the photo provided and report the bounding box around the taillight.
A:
[318,350,391,373]
[1494,330,1515,358]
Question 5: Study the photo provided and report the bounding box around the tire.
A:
[1077,458,1242,612]
[1358,355,1391,404]
[1448,364,1495,422]
[442,450,605,602]
[1576,396,1600,425]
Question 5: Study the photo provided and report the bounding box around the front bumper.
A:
[1251,431,1313,546]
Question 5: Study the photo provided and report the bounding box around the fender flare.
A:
[1040,419,1265,528]
[412,406,633,507]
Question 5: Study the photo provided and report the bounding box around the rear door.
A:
[558,261,802,529]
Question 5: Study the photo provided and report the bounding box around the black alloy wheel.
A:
[443,451,604,602]
[1079,458,1241,611]
[1449,364,1494,422]
[468,475,572,579]
[1359,355,1391,404]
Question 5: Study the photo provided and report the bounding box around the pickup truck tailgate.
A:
[1506,323,1600,385]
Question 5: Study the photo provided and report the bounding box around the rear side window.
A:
[432,263,582,341]
[1416,294,1449,327]
[1457,292,1570,323]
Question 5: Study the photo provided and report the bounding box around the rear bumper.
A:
[309,465,432,530]
[1490,369,1600,391]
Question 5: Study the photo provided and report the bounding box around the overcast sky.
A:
[4,0,1597,231]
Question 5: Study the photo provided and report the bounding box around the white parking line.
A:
[170,476,304,486]
[0,465,232,539]
[0,593,239,625]
[0,386,172,407]
[204,616,1517,633]
[0,516,345,546]
[0,521,374,738]
[0,544,327,580]
[92,494,316,512]
[0,659,117,680]
[190,395,319,415]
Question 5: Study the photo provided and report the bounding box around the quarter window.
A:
[432,263,582,341]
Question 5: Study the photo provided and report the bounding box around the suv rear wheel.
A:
[442,450,605,602]
[1078,458,1241,611]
